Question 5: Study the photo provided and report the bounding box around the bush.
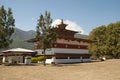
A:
[31,56,44,63]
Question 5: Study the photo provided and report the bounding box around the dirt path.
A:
[0,59,120,80]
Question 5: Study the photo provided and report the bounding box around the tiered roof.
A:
[26,20,93,43]
[51,19,78,38]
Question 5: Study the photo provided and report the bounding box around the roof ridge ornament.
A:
[61,19,64,24]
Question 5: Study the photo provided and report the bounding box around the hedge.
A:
[31,56,44,63]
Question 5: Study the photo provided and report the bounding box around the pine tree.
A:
[36,11,56,66]
[0,5,15,49]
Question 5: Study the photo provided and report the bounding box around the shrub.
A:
[31,56,44,63]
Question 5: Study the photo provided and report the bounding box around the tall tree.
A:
[106,22,120,58]
[36,11,56,66]
[0,5,15,49]
[89,21,120,59]
[89,25,107,59]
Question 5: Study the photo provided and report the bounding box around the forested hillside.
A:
[9,28,36,49]
[74,34,88,39]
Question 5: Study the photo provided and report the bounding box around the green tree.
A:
[36,11,56,66]
[89,21,120,59]
[106,22,120,58]
[89,25,107,59]
[0,5,15,48]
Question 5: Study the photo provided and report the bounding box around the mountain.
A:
[74,33,88,39]
[9,28,36,49]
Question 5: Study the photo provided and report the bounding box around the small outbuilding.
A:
[2,48,36,64]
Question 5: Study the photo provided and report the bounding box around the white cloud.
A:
[51,19,84,34]
[51,19,61,27]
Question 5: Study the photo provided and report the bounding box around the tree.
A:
[106,22,120,58]
[89,21,120,59]
[0,5,15,49]
[36,11,56,66]
[89,25,107,59]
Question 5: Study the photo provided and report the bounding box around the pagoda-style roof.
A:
[26,19,94,43]
[51,19,78,38]
[26,38,38,42]
[57,36,94,43]
[57,19,67,29]
[51,27,78,38]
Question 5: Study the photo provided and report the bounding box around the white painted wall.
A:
[45,58,91,64]
[45,57,55,64]
[36,48,89,55]
[52,48,89,54]
[2,56,6,63]
[25,56,31,64]
[83,58,91,62]
[45,59,52,64]
[55,59,83,63]
[36,48,91,64]
[36,49,54,55]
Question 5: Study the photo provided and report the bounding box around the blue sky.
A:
[0,0,120,34]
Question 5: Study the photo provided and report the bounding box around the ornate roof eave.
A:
[51,27,79,33]
[25,38,38,43]
[26,36,94,43]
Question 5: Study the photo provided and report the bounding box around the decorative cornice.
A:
[35,43,88,49]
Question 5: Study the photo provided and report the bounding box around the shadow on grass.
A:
[50,62,84,67]
[51,60,104,67]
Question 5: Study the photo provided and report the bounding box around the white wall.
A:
[36,49,54,55]
[52,48,89,54]
[55,59,83,63]
[25,56,31,64]
[36,48,91,64]
[45,58,91,64]
[45,59,52,64]
[36,48,89,55]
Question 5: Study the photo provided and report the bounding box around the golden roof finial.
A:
[61,19,63,24]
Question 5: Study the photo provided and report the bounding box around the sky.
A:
[0,0,120,34]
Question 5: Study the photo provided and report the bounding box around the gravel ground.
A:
[0,59,120,80]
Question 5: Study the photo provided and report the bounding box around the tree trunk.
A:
[43,48,46,66]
